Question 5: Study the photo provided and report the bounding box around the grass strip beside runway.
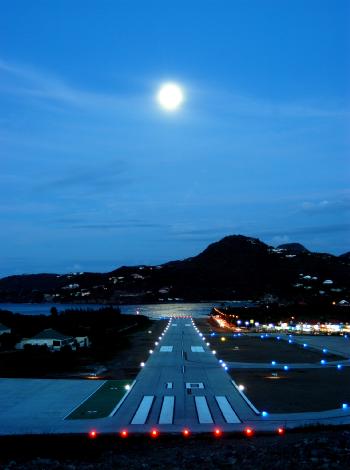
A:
[66,380,131,419]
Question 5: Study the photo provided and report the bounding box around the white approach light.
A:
[157,82,184,111]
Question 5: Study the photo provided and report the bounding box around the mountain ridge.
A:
[0,235,349,303]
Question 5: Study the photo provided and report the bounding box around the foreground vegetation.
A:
[0,427,349,469]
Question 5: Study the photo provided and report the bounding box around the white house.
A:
[0,323,11,335]
[16,328,89,351]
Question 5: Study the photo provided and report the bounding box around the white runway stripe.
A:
[158,396,175,424]
[160,346,173,352]
[215,396,241,423]
[131,396,154,424]
[195,396,213,424]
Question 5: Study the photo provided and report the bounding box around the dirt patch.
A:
[230,368,350,412]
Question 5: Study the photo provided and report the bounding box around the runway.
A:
[112,317,257,432]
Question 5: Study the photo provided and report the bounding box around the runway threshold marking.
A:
[131,396,154,425]
[215,396,241,423]
[160,346,173,352]
[158,396,175,424]
[195,396,213,424]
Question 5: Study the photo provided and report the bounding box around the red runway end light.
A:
[120,430,128,438]
[213,428,222,437]
[277,427,285,435]
[182,428,190,437]
[150,428,159,438]
[244,427,254,437]
[88,430,97,439]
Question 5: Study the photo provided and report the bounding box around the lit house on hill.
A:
[16,328,89,351]
[0,323,11,335]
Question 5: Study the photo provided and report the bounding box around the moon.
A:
[157,82,184,111]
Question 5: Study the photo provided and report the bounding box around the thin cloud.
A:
[71,222,165,230]
[199,83,350,120]
[300,198,350,214]
[34,160,130,195]
[260,223,350,240]
[0,59,145,113]
[1,58,348,122]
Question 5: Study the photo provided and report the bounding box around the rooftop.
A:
[32,329,72,340]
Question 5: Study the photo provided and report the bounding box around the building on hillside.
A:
[0,323,11,335]
[16,328,89,351]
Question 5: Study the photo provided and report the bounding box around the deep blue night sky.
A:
[0,0,349,276]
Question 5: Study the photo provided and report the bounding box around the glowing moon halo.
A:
[157,82,184,111]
